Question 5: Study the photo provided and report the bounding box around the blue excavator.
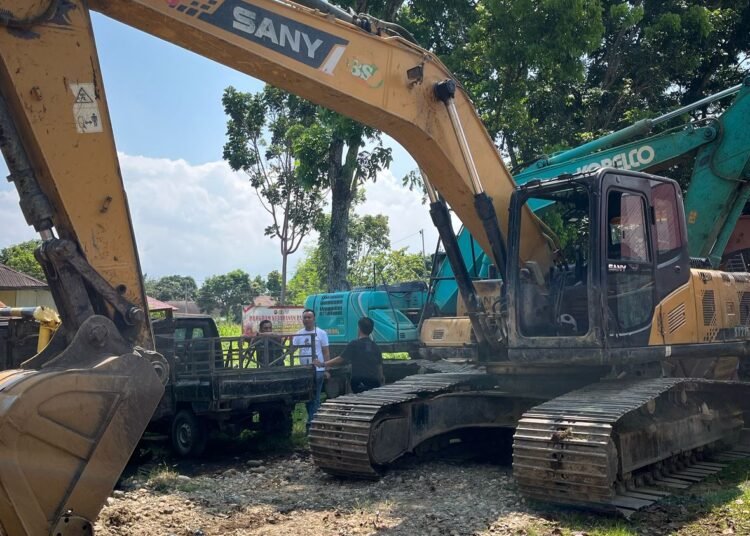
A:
[308,79,750,354]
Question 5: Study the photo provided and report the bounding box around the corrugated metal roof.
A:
[166,300,202,315]
[147,296,178,312]
[0,263,47,289]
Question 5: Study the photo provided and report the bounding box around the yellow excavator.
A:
[1,1,750,533]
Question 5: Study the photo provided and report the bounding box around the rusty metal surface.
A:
[513,378,750,516]
[309,363,485,478]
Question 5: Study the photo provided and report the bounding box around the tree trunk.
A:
[327,180,352,291]
[326,133,361,292]
[280,251,288,305]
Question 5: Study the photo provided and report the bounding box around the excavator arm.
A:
[0,1,553,533]
[2,0,551,307]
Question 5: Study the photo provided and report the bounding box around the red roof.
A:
[147,296,178,312]
[253,295,277,307]
[0,263,47,289]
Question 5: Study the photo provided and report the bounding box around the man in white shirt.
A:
[293,308,330,434]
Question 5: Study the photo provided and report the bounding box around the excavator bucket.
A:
[0,352,163,536]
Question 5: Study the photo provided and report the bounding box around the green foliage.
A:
[0,240,45,282]
[144,274,197,302]
[266,270,282,298]
[395,0,750,174]
[286,247,326,305]
[197,269,255,321]
[216,321,242,337]
[315,213,391,282]
[348,247,428,288]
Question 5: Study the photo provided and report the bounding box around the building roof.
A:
[166,300,202,315]
[147,296,178,313]
[0,263,47,290]
[0,300,5,308]
[253,295,278,307]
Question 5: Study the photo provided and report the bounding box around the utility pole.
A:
[420,229,427,274]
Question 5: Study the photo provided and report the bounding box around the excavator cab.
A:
[506,168,690,363]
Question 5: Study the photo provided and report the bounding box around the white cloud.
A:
[0,188,38,246]
[357,170,438,256]
[1,154,441,283]
[120,153,293,283]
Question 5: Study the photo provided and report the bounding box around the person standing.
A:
[293,309,329,433]
[317,317,383,393]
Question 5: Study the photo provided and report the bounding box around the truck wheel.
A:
[171,410,207,457]
[260,405,293,438]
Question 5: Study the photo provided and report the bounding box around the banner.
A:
[242,305,305,336]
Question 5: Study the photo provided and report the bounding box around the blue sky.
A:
[0,12,430,284]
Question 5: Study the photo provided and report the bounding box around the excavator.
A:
[1,1,750,533]
[418,80,750,352]
[308,81,750,357]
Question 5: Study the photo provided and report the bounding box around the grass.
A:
[216,321,242,337]
[141,464,204,493]
[383,352,411,360]
[513,457,750,536]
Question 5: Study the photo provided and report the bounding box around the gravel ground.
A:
[94,441,750,536]
[95,449,550,536]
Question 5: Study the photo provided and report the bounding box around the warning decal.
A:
[74,86,94,104]
[70,83,103,133]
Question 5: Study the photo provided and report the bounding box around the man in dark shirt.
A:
[316,317,383,393]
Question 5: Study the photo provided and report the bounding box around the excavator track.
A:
[310,363,483,478]
[513,378,750,516]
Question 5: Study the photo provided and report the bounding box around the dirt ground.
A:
[94,442,750,536]
[97,447,533,536]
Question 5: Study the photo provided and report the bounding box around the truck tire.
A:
[171,409,207,457]
[260,404,293,438]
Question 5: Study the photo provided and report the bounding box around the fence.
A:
[165,333,317,376]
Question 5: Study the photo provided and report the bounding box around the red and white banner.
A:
[242,305,305,336]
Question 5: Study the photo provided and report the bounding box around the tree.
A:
[580,1,750,146]
[197,270,255,321]
[266,270,282,299]
[278,109,392,294]
[0,240,45,282]
[145,275,198,302]
[287,212,390,305]
[270,1,401,294]
[348,248,428,288]
[222,86,326,304]
[285,248,326,306]
[251,274,267,297]
[315,213,391,284]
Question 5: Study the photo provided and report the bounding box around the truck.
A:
[148,313,321,456]
[3,1,750,533]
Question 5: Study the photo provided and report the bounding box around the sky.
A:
[0,12,435,286]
